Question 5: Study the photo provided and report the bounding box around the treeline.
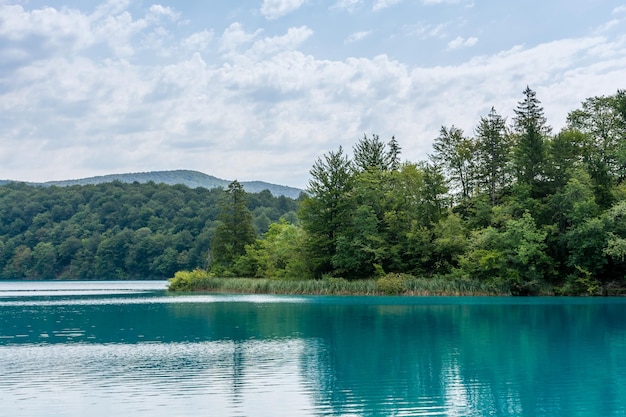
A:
[0,181,299,280]
[208,87,626,295]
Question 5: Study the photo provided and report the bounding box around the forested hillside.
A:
[0,170,303,199]
[204,88,626,295]
[0,181,299,280]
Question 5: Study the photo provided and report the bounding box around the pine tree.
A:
[475,107,510,205]
[512,86,551,188]
[353,134,388,172]
[386,136,402,171]
[211,180,256,266]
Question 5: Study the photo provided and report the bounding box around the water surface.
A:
[1,281,625,416]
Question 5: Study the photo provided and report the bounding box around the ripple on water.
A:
[0,339,323,417]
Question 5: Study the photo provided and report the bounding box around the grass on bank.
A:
[167,269,510,296]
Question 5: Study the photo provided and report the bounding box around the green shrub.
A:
[168,269,213,291]
[376,273,406,295]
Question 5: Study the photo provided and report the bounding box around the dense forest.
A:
[0,181,299,280]
[205,87,626,295]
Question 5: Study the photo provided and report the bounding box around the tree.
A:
[353,134,388,172]
[386,136,402,171]
[566,91,626,206]
[545,129,585,190]
[235,220,310,279]
[475,107,511,205]
[431,125,476,201]
[32,242,57,279]
[512,86,551,190]
[332,205,382,278]
[211,181,256,266]
[299,147,354,276]
[458,212,551,294]
[420,161,450,224]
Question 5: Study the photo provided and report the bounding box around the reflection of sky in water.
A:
[0,340,317,417]
[0,280,168,292]
[0,280,308,306]
[0,295,309,307]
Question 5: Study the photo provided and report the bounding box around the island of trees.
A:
[171,87,626,296]
[1,87,625,296]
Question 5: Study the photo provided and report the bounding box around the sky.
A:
[0,0,625,189]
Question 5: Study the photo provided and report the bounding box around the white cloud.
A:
[248,26,313,57]
[447,35,478,49]
[373,0,402,12]
[402,22,449,39]
[219,22,262,55]
[422,0,463,4]
[594,19,622,34]
[147,4,179,21]
[0,4,92,49]
[332,0,364,12]
[345,30,371,43]
[612,5,626,14]
[181,30,214,52]
[260,0,306,20]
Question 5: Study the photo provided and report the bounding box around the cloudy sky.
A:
[1,0,625,188]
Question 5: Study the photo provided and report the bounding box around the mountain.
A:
[0,170,304,199]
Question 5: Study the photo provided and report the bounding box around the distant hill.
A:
[0,170,304,199]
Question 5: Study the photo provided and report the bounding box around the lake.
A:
[1,281,626,416]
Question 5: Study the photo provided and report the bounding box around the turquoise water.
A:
[1,282,626,416]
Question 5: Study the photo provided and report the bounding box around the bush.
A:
[376,273,406,295]
[168,269,213,291]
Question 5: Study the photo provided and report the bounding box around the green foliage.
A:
[0,180,298,280]
[299,146,354,275]
[512,86,550,191]
[376,273,405,295]
[168,269,213,292]
[557,266,602,296]
[432,213,468,273]
[235,220,311,279]
[211,180,257,266]
[475,107,511,205]
[353,134,389,172]
[431,125,476,201]
[167,274,507,296]
[457,212,550,294]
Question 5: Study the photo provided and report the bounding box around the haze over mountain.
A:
[0,170,303,199]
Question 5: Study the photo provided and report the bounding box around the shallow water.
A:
[1,281,626,416]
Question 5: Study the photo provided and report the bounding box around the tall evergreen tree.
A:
[211,180,256,266]
[353,134,388,172]
[386,136,402,171]
[475,107,510,205]
[512,86,551,189]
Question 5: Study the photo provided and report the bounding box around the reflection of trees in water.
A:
[298,304,455,415]
[297,301,626,416]
[229,342,245,409]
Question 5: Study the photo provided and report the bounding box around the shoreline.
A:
[167,275,514,296]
